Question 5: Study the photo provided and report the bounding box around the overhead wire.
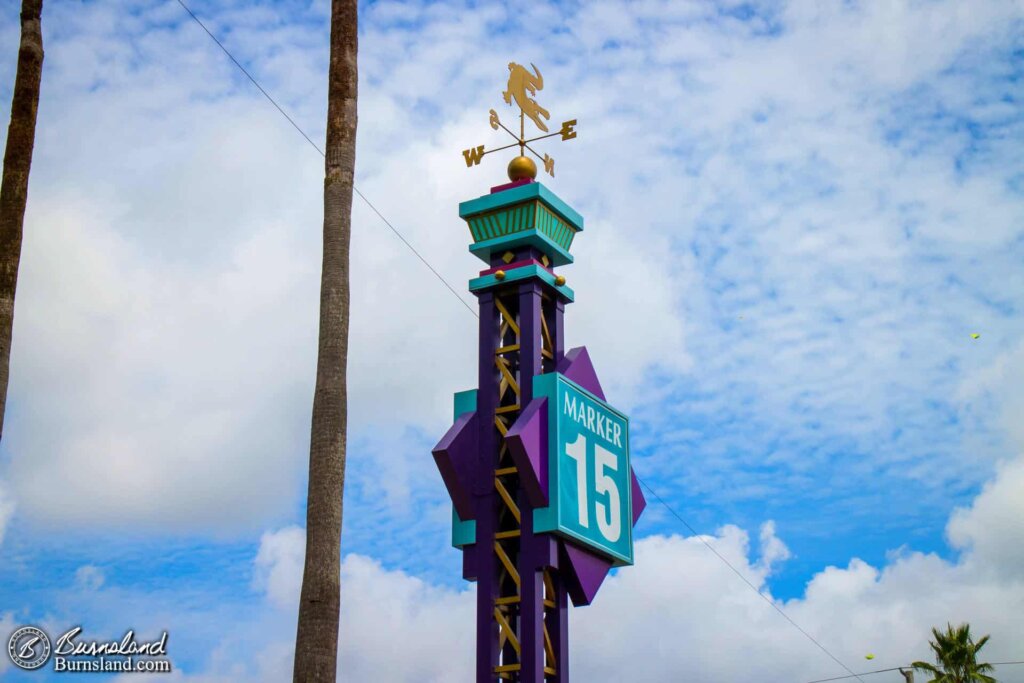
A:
[806,666,908,683]
[174,0,478,319]
[637,475,865,683]
[805,661,1024,683]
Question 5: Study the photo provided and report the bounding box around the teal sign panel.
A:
[534,373,633,565]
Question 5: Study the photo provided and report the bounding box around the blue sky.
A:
[0,0,1023,681]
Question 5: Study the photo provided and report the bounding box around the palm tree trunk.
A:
[0,0,44,442]
[293,0,357,680]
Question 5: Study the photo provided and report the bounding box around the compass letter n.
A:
[462,145,485,167]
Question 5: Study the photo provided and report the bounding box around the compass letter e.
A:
[559,119,577,141]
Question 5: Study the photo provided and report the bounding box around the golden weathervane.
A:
[462,62,578,181]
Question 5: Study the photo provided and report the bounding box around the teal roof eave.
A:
[459,182,584,232]
[469,263,575,302]
[468,229,575,267]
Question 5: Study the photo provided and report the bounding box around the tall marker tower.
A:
[433,62,645,682]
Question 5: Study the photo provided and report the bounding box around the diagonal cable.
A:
[806,661,1024,683]
[636,474,866,683]
[174,0,478,319]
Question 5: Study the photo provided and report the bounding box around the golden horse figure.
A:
[461,60,577,180]
[503,62,551,132]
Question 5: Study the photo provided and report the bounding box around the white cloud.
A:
[0,0,1019,611]
[0,0,696,531]
[249,525,474,683]
[253,525,305,611]
[586,459,1024,681]
[959,340,1024,455]
[235,464,1024,682]
[42,438,1020,683]
[0,9,1019,680]
[756,519,791,572]
[0,481,13,547]
[73,564,106,592]
[5,192,317,529]
[949,340,1024,579]
[334,554,474,682]
[947,457,1024,581]
[223,448,1024,682]
[0,3,1017,679]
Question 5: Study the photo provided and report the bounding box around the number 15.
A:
[564,433,622,543]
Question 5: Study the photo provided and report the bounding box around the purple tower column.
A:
[474,290,501,680]
[547,299,569,682]
[433,179,644,682]
[465,249,571,681]
[517,280,546,682]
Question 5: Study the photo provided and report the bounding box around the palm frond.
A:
[917,622,996,683]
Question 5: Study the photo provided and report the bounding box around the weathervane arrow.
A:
[461,61,578,181]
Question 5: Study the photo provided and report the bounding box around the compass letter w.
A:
[462,145,485,167]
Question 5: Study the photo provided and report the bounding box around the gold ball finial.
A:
[554,275,566,286]
[508,155,537,181]
[495,270,507,281]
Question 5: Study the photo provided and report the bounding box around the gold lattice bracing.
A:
[493,291,523,678]
[540,294,558,678]
[490,289,564,680]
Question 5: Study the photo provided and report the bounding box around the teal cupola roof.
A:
[459,182,584,267]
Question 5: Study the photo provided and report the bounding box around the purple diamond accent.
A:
[556,347,606,400]
[560,540,613,607]
[631,469,646,525]
[505,397,548,507]
[431,410,478,521]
